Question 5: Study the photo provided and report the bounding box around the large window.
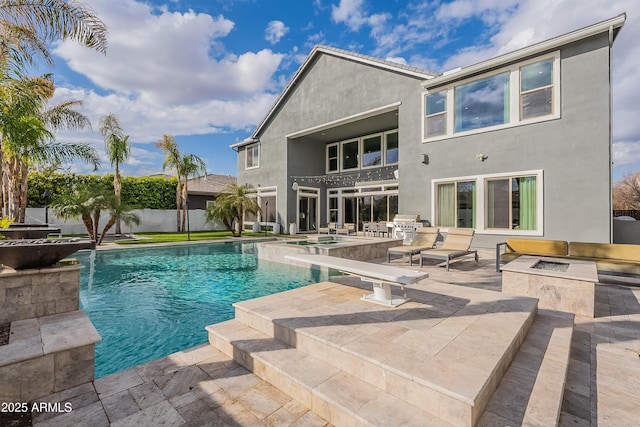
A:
[487,176,537,230]
[455,72,510,132]
[326,129,399,173]
[245,143,260,169]
[423,54,559,141]
[433,171,542,235]
[436,181,476,228]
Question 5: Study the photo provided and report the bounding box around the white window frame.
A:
[361,132,383,169]
[384,130,399,165]
[326,143,339,174]
[431,170,544,236]
[245,143,260,169]
[422,52,560,142]
[326,129,399,172]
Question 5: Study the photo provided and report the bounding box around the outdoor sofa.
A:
[496,238,640,275]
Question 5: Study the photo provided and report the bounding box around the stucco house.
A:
[231,14,625,246]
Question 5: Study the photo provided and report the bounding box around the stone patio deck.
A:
[20,248,640,426]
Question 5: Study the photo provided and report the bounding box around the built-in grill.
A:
[388,214,422,244]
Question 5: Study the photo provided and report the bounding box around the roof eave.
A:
[422,13,626,89]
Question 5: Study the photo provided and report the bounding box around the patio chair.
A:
[336,223,356,235]
[318,222,337,234]
[419,228,479,271]
[387,227,439,266]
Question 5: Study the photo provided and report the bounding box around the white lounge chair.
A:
[387,227,439,266]
[284,254,428,307]
[419,228,478,271]
[335,223,356,235]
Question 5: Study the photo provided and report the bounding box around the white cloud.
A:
[265,20,289,44]
[331,0,390,32]
[613,141,640,167]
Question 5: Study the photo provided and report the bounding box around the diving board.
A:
[284,254,428,307]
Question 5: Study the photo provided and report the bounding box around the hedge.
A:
[27,172,178,209]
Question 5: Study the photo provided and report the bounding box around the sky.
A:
[46,0,639,181]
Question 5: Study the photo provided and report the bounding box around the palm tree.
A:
[99,113,130,234]
[0,0,108,76]
[50,181,140,245]
[207,184,260,237]
[156,135,206,232]
[0,74,99,221]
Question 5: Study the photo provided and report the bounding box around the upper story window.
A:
[327,143,338,173]
[455,72,510,132]
[245,143,260,169]
[520,59,554,120]
[422,53,559,142]
[341,139,359,170]
[385,131,399,164]
[362,134,382,168]
[326,129,399,173]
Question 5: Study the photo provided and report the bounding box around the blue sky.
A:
[47,0,639,181]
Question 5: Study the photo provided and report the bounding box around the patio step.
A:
[0,310,101,402]
[479,309,574,426]
[207,319,455,427]
[208,280,539,426]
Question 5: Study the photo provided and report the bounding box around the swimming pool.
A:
[74,242,330,378]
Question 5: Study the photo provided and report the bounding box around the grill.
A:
[388,214,422,244]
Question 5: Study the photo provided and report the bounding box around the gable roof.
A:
[230,45,439,149]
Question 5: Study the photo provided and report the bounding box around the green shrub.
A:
[28,171,177,209]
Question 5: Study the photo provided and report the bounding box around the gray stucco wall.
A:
[402,33,613,247]
[237,32,614,246]
[237,53,424,230]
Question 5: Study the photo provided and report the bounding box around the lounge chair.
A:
[318,222,337,234]
[284,253,428,307]
[419,228,479,271]
[387,227,439,266]
[336,223,356,235]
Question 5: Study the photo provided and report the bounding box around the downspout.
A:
[608,24,614,243]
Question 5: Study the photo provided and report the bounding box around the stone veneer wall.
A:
[0,265,81,322]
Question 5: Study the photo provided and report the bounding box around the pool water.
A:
[74,242,329,378]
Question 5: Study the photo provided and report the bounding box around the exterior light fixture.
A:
[422,154,429,165]
[477,154,488,161]
[292,181,299,191]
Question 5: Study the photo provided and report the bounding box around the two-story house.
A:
[231,14,625,246]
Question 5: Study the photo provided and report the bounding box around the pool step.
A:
[207,319,455,427]
[208,280,543,426]
[478,309,574,426]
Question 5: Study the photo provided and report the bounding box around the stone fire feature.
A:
[501,256,598,317]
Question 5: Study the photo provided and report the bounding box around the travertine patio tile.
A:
[128,380,166,410]
[213,365,261,399]
[111,400,185,427]
[134,352,191,382]
[101,389,140,422]
[237,387,283,419]
[214,400,265,426]
[175,399,222,426]
[94,368,144,398]
[33,401,109,427]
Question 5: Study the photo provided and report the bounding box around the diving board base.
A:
[361,282,410,307]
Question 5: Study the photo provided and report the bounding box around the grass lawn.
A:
[112,230,287,245]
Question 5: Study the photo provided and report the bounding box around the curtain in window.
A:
[519,177,537,230]
[437,183,455,227]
